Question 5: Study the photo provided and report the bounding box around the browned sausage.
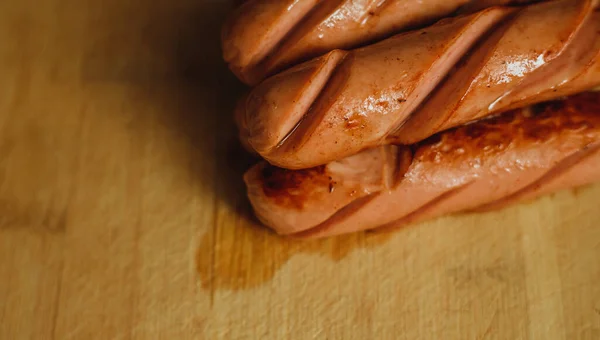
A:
[222,0,541,85]
[245,92,600,238]
[237,0,600,169]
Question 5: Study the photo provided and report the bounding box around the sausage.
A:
[236,0,600,169]
[244,92,600,238]
[222,0,541,85]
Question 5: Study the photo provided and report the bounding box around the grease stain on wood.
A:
[196,211,392,291]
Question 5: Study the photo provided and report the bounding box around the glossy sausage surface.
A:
[222,0,541,85]
[237,0,600,169]
[245,92,600,238]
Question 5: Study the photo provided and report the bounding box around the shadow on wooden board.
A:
[77,0,396,291]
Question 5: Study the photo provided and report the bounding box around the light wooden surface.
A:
[1,0,600,339]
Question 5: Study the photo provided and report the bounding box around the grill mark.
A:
[474,142,600,212]
[260,164,329,210]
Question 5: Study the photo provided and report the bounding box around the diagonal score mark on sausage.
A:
[475,142,600,212]
[393,0,598,145]
[485,0,600,113]
[297,181,476,239]
[394,0,597,145]
[390,11,520,144]
[372,181,476,235]
[291,145,412,238]
[237,0,600,170]
[372,141,600,234]
[255,0,355,81]
[275,51,353,152]
[292,193,381,239]
[221,0,321,83]
[242,50,348,155]
[381,6,515,142]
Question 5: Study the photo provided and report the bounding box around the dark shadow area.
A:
[80,0,255,218]
[79,0,394,291]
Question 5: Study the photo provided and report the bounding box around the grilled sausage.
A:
[222,0,541,85]
[245,92,600,238]
[237,0,600,169]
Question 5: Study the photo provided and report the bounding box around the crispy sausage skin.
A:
[237,0,600,169]
[245,93,600,238]
[222,0,541,85]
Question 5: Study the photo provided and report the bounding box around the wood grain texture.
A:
[0,0,599,339]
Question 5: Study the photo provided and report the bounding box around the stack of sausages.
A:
[222,0,600,238]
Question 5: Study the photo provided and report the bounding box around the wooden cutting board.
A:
[1,0,599,338]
